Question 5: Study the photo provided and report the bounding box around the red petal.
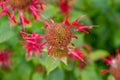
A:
[29,5,39,20]
[79,29,89,34]
[48,46,53,55]
[50,17,54,23]
[102,58,111,65]
[37,17,50,28]
[20,41,26,45]
[76,26,92,34]
[23,17,30,24]
[36,1,45,11]
[70,16,83,27]
[10,9,16,23]
[20,15,30,24]
[26,48,32,58]
[68,48,86,63]
[72,36,78,39]
[0,2,4,6]
[19,10,30,24]
[2,5,10,14]
[39,42,47,47]
[100,70,109,74]
[63,14,70,25]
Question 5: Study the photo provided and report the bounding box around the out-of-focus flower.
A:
[0,50,12,68]
[0,0,44,25]
[100,49,120,80]
[80,44,92,53]
[20,31,47,58]
[34,64,45,73]
[43,14,92,62]
[59,0,72,14]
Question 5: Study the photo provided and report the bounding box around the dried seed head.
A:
[110,59,120,79]
[51,47,68,58]
[45,23,72,48]
[9,0,32,8]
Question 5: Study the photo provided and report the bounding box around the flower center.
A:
[9,0,32,8]
[45,23,72,48]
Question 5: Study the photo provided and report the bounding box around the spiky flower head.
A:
[0,0,44,25]
[20,31,47,58]
[100,49,120,80]
[44,14,92,63]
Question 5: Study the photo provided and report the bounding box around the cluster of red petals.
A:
[100,49,120,74]
[62,14,92,34]
[0,0,44,25]
[67,48,86,63]
[59,0,72,14]
[0,50,12,67]
[102,49,120,66]
[20,31,47,58]
[45,14,92,62]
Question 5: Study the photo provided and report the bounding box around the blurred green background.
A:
[0,0,120,80]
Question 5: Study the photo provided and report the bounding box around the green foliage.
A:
[45,69,64,80]
[32,72,43,80]
[89,50,109,61]
[45,57,60,75]
[0,21,14,43]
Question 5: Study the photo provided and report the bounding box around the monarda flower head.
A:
[100,49,120,80]
[59,0,72,14]
[0,0,44,25]
[20,31,47,58]
[0,50,12,68]
[44,14,92,63]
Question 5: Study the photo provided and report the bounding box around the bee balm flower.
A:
[0,0,44,25]
[0,50,12,68]
[59,0,72,14]
[100,49,120,80]
[20,31,47,58]
[44,14,92,62]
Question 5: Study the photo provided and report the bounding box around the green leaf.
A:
[0,22,14,43]
[32,57,40,66]
[41,4,58,20]
[45,57,60,75]
[107,75,114,80]
[45,69,64,80]
[81,69,101,80]
[32,72,43,80]
[3,58,32,80]
[74,68,81,78]
[89,50,109,61]
[81,63,102,80]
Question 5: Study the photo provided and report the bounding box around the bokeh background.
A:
[0,0,120,80]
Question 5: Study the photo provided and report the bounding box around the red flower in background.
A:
[100,49,120,80]
[59,0,72,14]
[21,31,47,58]
[0,50,12,68]
[43,14,92,62]
[0,0,44,25]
